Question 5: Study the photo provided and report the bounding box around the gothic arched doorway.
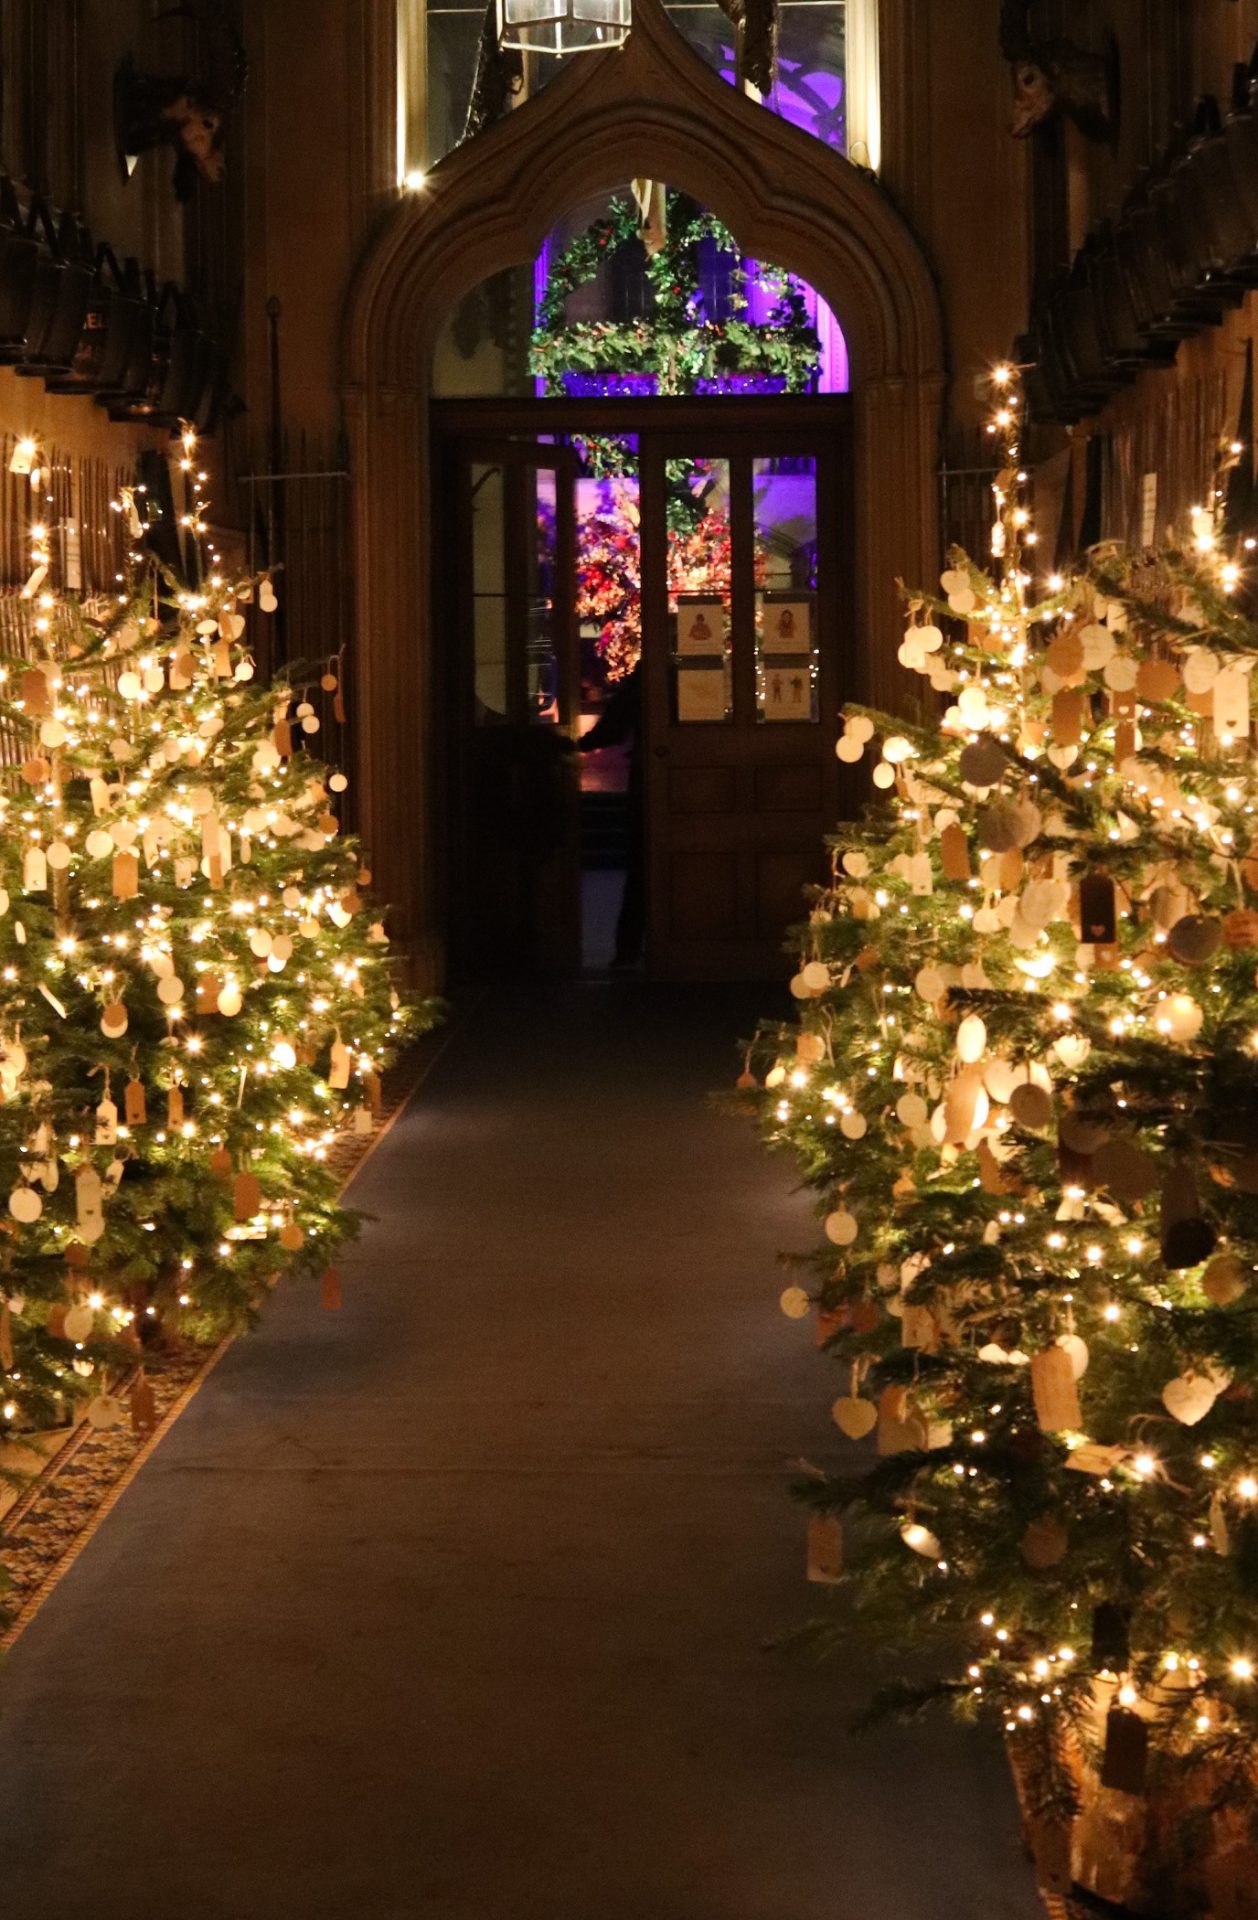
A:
[342,0,944,987]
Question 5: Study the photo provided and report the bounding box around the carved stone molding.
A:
[342,0,945,982]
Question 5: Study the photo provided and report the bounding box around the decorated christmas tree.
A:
[748,370,1258,1913]
[0,431,430,1451]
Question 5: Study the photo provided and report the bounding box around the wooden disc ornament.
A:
[956,1014,987,1064]
[1136,656,1180,702]
[1168,915,1222,966]
[100,1001,128,1039]
[63,1303,94,1343]
[8,1185,40,1223]
[1046,631,1085,680]
[1202,1254,1249,1306]
[779,1286,811,1320]
[1159,994,1203,1043]
[279,1220,306,1253]
[958,739,1007,787]
[824,1209,858,1247]
[1009,1082,1054,1130]
[1021,1515,1069,1569]
[1222,909,1258,952]
[976,802,1022,853]
[86,1394,126,1430]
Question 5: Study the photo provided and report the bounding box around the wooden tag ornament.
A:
[1091,1601,1131,1671]
[1030,1345,1082,1432]
[129,1374,158,1436]
[938,823,971,881]
[1078,871,1117,945]
[1100,1707,1148,1795]
[1021,1515,1068,1568]
[233,1170,261,1221]
[806,1513,843,1584]
[112,850,139,900]
[1160,1160,1216,1270]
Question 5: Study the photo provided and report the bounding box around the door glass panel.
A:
[669,457,732,723]
[753,455,819,723]
[528,467,560,724]
[471,463,508,724]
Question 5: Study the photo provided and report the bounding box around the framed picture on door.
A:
[760,592,814,657]
[675,595,727,657]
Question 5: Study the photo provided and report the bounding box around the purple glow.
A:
[533,194,852,398]
[715,35,846,154]
[562,371,658,397]
[534,240,551,398]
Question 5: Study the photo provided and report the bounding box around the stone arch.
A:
[342,0,944,982]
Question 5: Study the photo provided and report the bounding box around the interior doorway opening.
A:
[432,190,853,985]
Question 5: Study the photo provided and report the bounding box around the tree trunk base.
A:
[1007,1731,1258,1920]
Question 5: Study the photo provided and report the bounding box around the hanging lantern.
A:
[497,0,630,58]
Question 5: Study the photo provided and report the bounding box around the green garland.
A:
[529,194,821,398]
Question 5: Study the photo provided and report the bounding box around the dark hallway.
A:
[0,986,1038,1919]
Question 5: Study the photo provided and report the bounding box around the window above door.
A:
[398,0,879,174]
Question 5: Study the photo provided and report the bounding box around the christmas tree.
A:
[749,369,1258,1910]
[0,430,430,1453]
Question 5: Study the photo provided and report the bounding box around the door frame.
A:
[344,0,943,987]
[433,399,853,980]
[434,431,583,978]
[637,420,852,978]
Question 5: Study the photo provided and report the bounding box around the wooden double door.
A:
[434,397,852,982]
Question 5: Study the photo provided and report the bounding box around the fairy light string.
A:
[754,364,1258,1851]
[0,424,430,1456]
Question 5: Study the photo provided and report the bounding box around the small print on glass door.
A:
[763,664,812,720]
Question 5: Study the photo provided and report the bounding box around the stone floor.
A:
[0,982,1040,1920]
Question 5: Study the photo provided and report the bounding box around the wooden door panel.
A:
[754,762,823,812]
[444,438,581,979]
[640,418,850,981]
[669,851,739,940]
[668,764,737,813]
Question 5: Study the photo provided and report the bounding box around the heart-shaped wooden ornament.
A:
[1161,1373,1218,1426]
[832,1395,878,1439]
